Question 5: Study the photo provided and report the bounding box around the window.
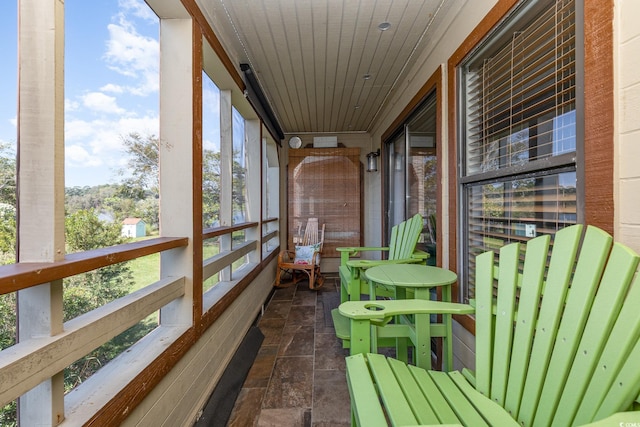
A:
[459,0,579,301]
[202,71,221,291]
[232,107,247,225]
[262,136,280,256]
[385,92,438,263]
[202,71,221,229]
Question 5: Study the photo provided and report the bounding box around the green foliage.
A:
[66,209,124,252]
[65,184,118,214]
[203,149,221,227]
[0,133,170,421]
[0,142,16,208]
[0,293,16,351]
[0,130,232,419]
[0,204,16,261]
[62,210,156,392]
[0,143,17,264]
[119,132,159,196]
[0,400,16,427]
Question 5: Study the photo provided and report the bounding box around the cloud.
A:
[66,144,103,168]
[100,83,125,94]
[119,0,157,22]
[65,98,80,112]
[81,92,126,115]
[63,3,160,187]
[67,115,158,161]
[104,14,159,97]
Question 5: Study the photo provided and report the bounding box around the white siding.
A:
[616,0,640,253]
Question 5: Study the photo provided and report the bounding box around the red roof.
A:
[122,218,144,225]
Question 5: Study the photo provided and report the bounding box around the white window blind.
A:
[465,0,576,176]
[460,0,578,301]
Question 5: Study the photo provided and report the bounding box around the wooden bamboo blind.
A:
[288,148,361,257]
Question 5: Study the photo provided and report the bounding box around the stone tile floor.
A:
[227,275,351,427]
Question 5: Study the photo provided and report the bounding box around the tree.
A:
[63,210,154,391]
[0,204,16,263]
[65,209,124,252]
[119,132,159,197]
[0,210,153,423]
[116,134,230,229]
[0,143,16,265]
[0,142,16,208]
[203,149,221,227]
[117,133,160,231]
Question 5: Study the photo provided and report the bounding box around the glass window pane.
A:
[465,171,576,300]
[386,133,406,238]
[202,72,221,229]
[407,94,437,262]
[463,0,576,177]
[459,0,578,302]
[232,107,246,225]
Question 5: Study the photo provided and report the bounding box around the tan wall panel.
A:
[615,0,640,251]
[121,263,275,426]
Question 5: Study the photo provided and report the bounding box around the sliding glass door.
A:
[384,93,437,263]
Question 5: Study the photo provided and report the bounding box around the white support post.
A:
[219,90,232,281]
[245,120,261,263]
[158,18,194,327]
[17,0,66,424]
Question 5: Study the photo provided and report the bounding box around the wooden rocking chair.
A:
[275,218,326,289]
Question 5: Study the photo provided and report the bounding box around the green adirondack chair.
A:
[344,224,640,426]
[336,213,429,304]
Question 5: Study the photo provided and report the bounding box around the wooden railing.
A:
[0,237,189,410]
[0,218,280,425]
[0,237,187,294]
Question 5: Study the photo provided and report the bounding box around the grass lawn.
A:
[127,237,221,292]
[129,253,160,291]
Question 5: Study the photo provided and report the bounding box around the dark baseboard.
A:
[194,325,264,427]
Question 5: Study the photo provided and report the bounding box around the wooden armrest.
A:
[411,249,430,260]
[346,257,424,269]
[338,246,390,264]
[338,299,474,320]
[337,246,390,252]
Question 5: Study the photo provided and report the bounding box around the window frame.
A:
[455,0,584,303]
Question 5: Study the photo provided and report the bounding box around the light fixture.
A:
[378,21,391,31]
[366,149,381,172]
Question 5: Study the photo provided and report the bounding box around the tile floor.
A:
[227,275,351,427]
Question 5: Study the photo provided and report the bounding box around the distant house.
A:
[121,218,146,238]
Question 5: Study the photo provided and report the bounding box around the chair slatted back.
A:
[301,218,324,250]
[388,213,422,260]
[475,224,640,426]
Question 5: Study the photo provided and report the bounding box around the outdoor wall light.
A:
[366,149,380,172]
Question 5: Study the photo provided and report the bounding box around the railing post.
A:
[17,0,66,424]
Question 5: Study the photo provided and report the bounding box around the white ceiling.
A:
[198,0,451,135]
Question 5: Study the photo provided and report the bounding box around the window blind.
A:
[465,0,576,176]
[287,148,361,257]
[460,0,578,301]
